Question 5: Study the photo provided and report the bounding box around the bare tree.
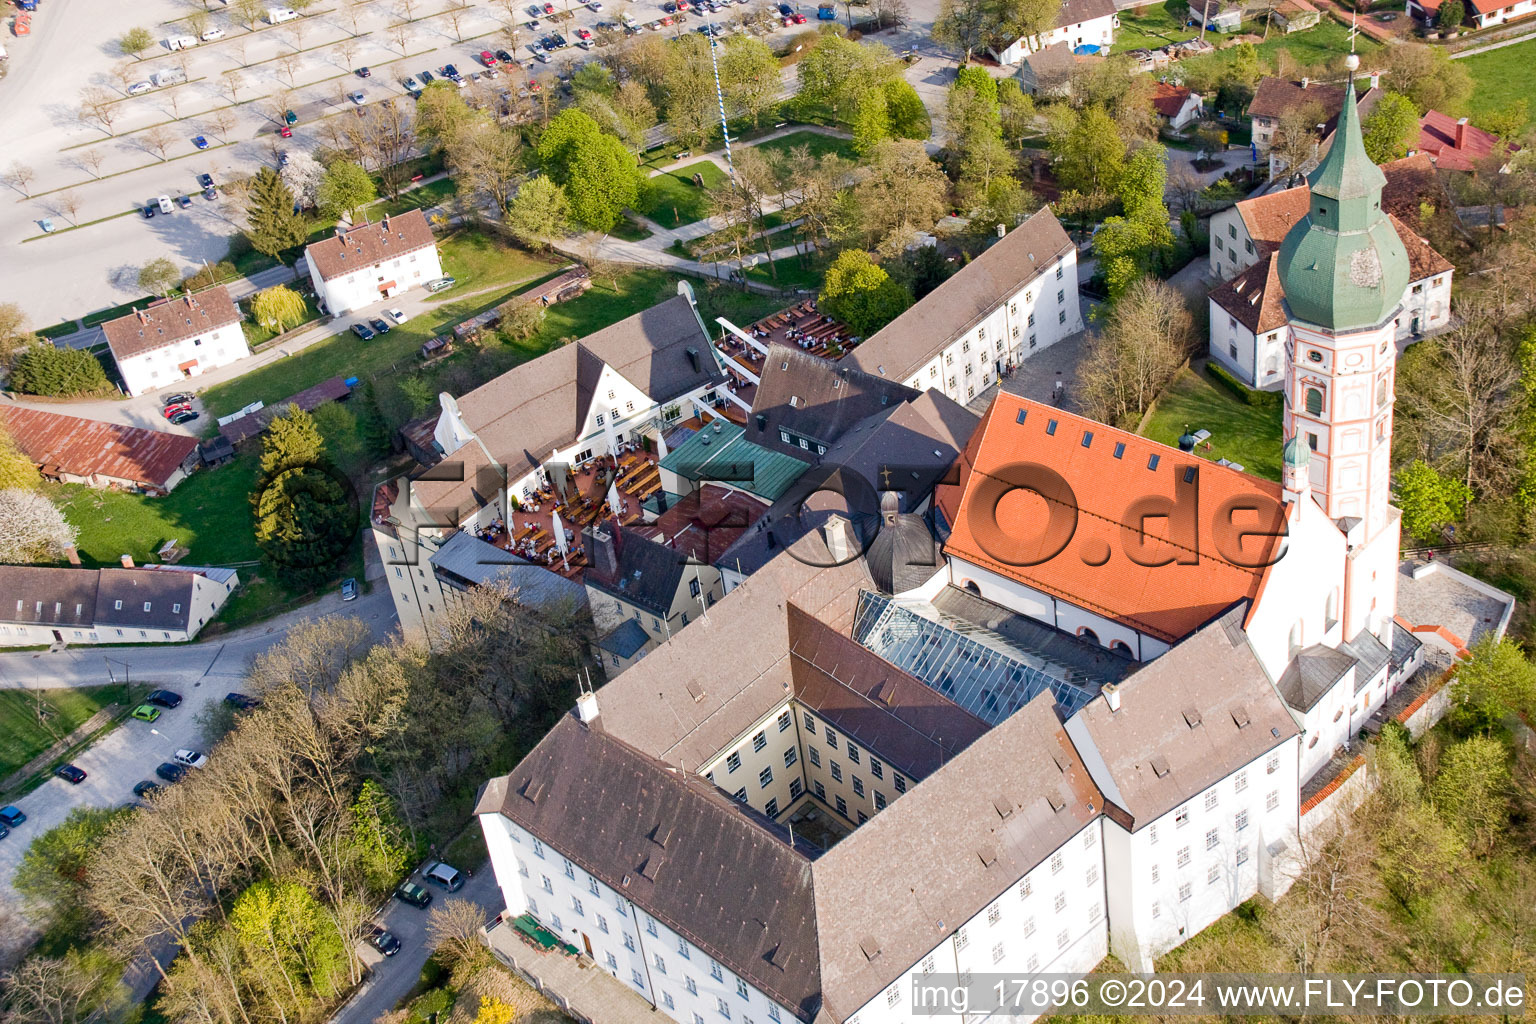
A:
[77,148,106,179]
[230,36,249,67]
[187,8,212,39]
[142,124,177,161]
[55,190,84,228]
[1272,100,1325,187]
[222,70,247,104]
[390,19,413,53]
[333,36,360,71]
[0,954,127,1024]
[208,106,240,141]
[444,0,473,40]
[232,0,264,28]
[287,18,309,49]
[79,86,119,135]
[396,0,420,22]
[360,99,417,197]
[276,51,303,86]
[1076,277,1195,426]
[112,61,139,95]
[6,161,37,197]
[426,900,495,976]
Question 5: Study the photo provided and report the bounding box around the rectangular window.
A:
[1053,892,1066,913]
[1023,915,1036,937]
[803,715,816,735]
[1205,790,1218,811]
[988,902,1002,926]
[654,954,667,975]
[790,778,804,799]
[1179,882,1192,902]
[894,775,906,793]
[1267,790,1280,812]
[571,896,584,915]
[606,952,618,971]
[777,710,791,731]
[1051,852,1063,874]
[814,781,826,799]
[1267,755,1279,775]
[784,747,797,768]
[1208,864,1220,885]
[598,914,609,933]
[808,746,821,767]
[846,745,860,765]
[663,993,675,1010]
[869,758,883,779]
[824,730,837,750]
[687,977,699,995]
[852,777,864,797]
[711,960,724,982]
[955,927,969,951]
[645,916,658,937]
[830,761,842,782]
[752,731,767,752]
[1236,846,1250,865]
[737,978,749,1000]
[624,933,636,951]
[1206,828,1219,850]
[563,859,575,879]
[759,766,773,788]
[678,937,690,958]
[541,875,552,893]
[733,787,747,803]
[1177,846,1190,868]
[992,942,1006,964]
[1234,770,1248,793]
[835,796,848,816]
[1235,810,1249,831]
[632,970,645,989]
[1057,929,1070,950]
[764,798,779,817]
[1174,806,1189,828]
[727,751,741,772]
[718,999,732,1020]
[874,791,886,810]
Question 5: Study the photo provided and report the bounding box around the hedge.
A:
[1205,360,1283,410]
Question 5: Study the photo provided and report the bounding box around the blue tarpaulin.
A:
[1073,43,1101,54]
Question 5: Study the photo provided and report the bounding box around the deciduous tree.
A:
[1077,278,1192,425]
[138,257,183,298]
[119,26,154,58]
[505,175,570,249]
[1394,459,1473,542]
[0,488,78,564]
[537,109,643,231]
[0,423,38,489]
[1447,635,1536,734]
[820,249,912,336]
[317,159,377,222]
[252,284,309,332]
[1362,91,1420,164]
[853,139,949,256]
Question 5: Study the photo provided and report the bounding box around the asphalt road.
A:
[334,869,503,1024]
[0,571,399,964]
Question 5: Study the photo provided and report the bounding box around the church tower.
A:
[1276,53,1407,639]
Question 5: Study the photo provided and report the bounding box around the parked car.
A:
[357,65,371,77]
[348,89,366,104]
[128,81,152,95]
[542,1,555,12]
[201,26,225,40]
[146,689,183,708]
[176,194,192,208]
[341,577,358,601]
[351,322,376,341]
[225,692,260,710]
[170,410,200,425]
[55,764,87,784]
[155,762,186,783]
[790,11,806,21]
[132,780,161,798]
[203,186,218,201]
[526,3,541,14]
[777,3,792,14]
[419,69,435,83]
[131,704,161,722]
[156,195,173,214]
[442,62,461,79]
[479,49,498,66]
[174,749,209,769]
[575,26,591,38]
[424,276,456,292]
[386,307,409,324]
[495,48,515,62]
[402,75,422,94]
[284,108,298,124]
[369,316,391,334]
[163,391,194,406]
[193,135,209,149]
[281,124,293,138]
[162,402,191,419]
[423,862,465,892]
[142,204,156,219]
[393,881,432,908]
[0,806,25,828]
[533,48,550,61]
[366,924,402,956]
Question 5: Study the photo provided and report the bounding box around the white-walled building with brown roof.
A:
[99,286,247,397]
[991,0,1118,65]
[304,209,443,316]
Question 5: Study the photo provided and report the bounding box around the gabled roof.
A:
[1209,252,1289,335]
[1275,642,1356,711]
[100,286,241,361]
[0,407,198,491]
[1248,77,1378,126]
[304,209,436,282]
[95,568,197,630]
[1152,82,1195,117]
[1418,109,1516,171]
[940,393,1285,644]
[749,346,918,459]
[846,207,1074,385]
[1065,604,1299,829]
[1055,0,1117,27]
[659,421,810,502]
[597,617,651,658]
[478,718,825,1019]
[0,567,100,627]
[584,527,692,619]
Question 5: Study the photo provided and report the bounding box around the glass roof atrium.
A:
[851,590,1105,723]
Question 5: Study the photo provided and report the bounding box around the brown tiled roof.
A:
[1209,252,1289,334]
[1056,0,1116,27]
[1152,82,1194,118]
[304,209,436,282]
[847,207,1074,384]
[1067,604,1298,829]
[1389,213,1454,279]
[749,346,918,459]
[478,718,826,1020]
[0,407,198,491]
[814,692,1101,1015]
[413,294,721,520]
[941,393,1285,644]
[100,286,241,362]
[1418,110,1518,171]
[1248,77,1347,122]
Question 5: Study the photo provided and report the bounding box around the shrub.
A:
[9,344,112,397]
[1205,361,1282,410]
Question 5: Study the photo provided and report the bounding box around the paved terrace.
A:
[1395,557,1515,652]
[484,914,657,1024]
[715,300,861,408]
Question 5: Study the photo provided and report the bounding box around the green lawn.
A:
[536,268,789,346]
[638,161,729,229]
[0,686,132,779]
[46,451,265,568]
[1163,12,1379,78]
[1461,38,1536,129]
[749,130,857,163]
[1111,1,1189,52]
[200,234,557,417]
[743,254,824,291]
[607,217,654,242]
[1141,366,1283,481]
[373,177,458,217]
[240,291,324,349]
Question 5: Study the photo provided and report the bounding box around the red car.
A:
[791,11,806,21]
[478,49,498,66]
[162,403,191,420]
[575,26,591,38]
[280,124,293,137]
[542,2,554,12]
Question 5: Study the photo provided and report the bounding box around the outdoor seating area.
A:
[749,300,858,360]
[470,446,667,578]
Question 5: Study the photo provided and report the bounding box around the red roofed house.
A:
[1408,0,1536,29]
[304,208,443,317]
[1151,82,1203,131]
[1417,110,1518,171]
[0,407,199,494]
[99,286,248,397]
[992,0,1118,64]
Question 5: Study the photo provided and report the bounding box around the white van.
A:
[156,195,174,214]
[265,6,299,22]
[200,26,225,40]
[149,67,188,87]
[165,35,198,50]
[619,11,637,26]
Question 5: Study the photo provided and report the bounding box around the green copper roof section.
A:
[658,420,809,502]
[1282,435,1310,469]
[1276,77,1411,332]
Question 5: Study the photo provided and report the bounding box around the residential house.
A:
[0,407,200,494]
[1018,42,1079,97]
[1417,110,1518,171]
[846,207,1083,404]
[1247,75,1381,152]
[304,209,443,316]
[1152,82,1203,131]
[992,0,1118,64]
[1407,0,1536,29]
[583,525,719,667]
[100,286,249,397]
[1271,0,1321,32]
[0,563,238,647]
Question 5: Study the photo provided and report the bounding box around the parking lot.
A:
[0,0,925,327]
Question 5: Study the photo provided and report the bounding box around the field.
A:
[749,130,858,163]
[1461,38,1536,129]
[743,254,825,291]
[45,451,265,568]
[0,686,131,778]
[1111,1,1189,52]
[1141,366,1283,481]
[200,234,558,416]
[1115,3,1379,71]
[638,160,730,228]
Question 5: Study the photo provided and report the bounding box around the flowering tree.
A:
[0,488,78,564]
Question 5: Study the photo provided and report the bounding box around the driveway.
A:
[0,563,399,964]
[332,870,502,1024]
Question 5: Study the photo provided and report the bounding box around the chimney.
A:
[585,525,620,578]
[575,690,600,724]
[822,514,857,562]
[685,346,701,374]
[1369,72,1380,89]
[1300,76,1309,89]
[64,544,80,566]
[120,554,135,568]
[996,223,1006,238]
[1102,682,1121,712]
[135,307,147,324]
[382,213,390,232]
[1455,117,1469,149]
[755,413,767,433]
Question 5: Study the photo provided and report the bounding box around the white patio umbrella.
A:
[552,510,568,557]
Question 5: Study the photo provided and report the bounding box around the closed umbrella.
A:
[552,511,568,557]
[608,481,623,517]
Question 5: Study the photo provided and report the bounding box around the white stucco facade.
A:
[306,240,443,317]
[115,320,250,397]
[993,14,1117,65]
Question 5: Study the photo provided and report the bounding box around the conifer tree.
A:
[244,167,308,263]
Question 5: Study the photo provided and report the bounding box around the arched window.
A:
[1077,627,1100,645]
[1110,640,1134,659]
[963,580,980,595]
[1305,387,1324,416]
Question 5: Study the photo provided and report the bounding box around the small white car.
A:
[386,307,408,324]
[156,195,174,214]
[128,81,152,95]
[348,90,366,104]
[173,749,209,769]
